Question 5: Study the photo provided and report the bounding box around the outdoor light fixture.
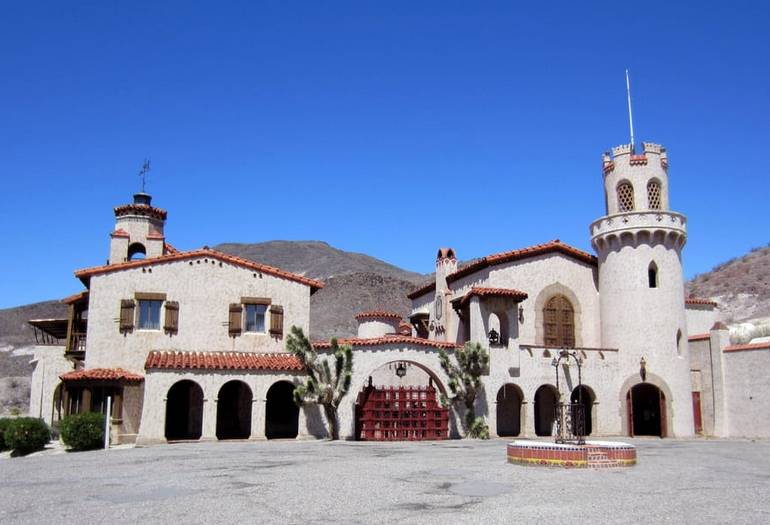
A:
[488,328,499,345]
[518,305,524,323]
[395,362,407,378]
[640,356,647,381]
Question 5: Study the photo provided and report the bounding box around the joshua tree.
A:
[287,326,353,440]
[438,341,490,439]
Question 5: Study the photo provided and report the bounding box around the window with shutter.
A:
[164,301,179,334]
[269,305,284,336]
[119,300,135,333]
[229,303,243,335]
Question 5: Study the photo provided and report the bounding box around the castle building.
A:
[28,143,770,442]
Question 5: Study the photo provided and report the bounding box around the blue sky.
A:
[1,1,768,308]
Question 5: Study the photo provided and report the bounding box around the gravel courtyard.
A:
[1,438,769,524]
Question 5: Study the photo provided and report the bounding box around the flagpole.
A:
[625,69,635,151]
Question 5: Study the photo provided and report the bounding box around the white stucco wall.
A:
[85,257,312,373]
[28,345,72,425]
[723,348,770,438]
[685,305,718,335]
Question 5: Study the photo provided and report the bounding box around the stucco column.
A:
[296,406,310,439]
[709,325,730,437]
[201,397,217,441]
[523,400,535,437]
[251,398,266,440]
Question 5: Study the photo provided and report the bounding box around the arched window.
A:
[127,242,146,261]
[648,261,658,288]
[617,181,635,212]
[647,179,662,209]
[543,295,575,347]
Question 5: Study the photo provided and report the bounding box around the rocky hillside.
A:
[686,243,770,323]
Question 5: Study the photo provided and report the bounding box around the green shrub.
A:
[467,417,490,440]
[4,417,51,454]
[60,412,105,451]
[0,418,14,451]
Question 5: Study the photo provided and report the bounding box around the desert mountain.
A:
[686,243,770,323]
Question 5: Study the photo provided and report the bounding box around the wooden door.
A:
[692,392,703,434]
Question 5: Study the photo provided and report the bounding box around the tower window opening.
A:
[617,182,635,212]
[648,262,658,288]
[647,180,662,210]
[127,242,146,261]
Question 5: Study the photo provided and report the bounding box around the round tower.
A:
[590,142,693,437]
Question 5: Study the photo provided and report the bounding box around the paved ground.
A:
[1,438,769,524]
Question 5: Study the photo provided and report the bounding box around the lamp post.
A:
[551,349,585,444]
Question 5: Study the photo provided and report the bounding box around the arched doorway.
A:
[356,361,449,441]
[216,381,253,440]
[627,383,666,437]
[265,381,298,439]
[570,385,595,436]
[496,384,523,437]
[165,380,204,441]
[534,385,559,436]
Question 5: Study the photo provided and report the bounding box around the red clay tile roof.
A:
[164,242,179,254]
[312,335,461,350]
[448,240,597,283]
[407,240,596,300]
[723,342,770,353]
[398,322,412,335]
[114,203,167,220]
[688,333,711,342]
[685,297,718,307]
[454,287,528,308]
[407,281,437,300]
[145,351,304,371]
[74,247,324,292]
[60,368,144,383]
[146,231,164,240]
[61,290,89,305]
[354,311,402,321]
[110,229,130,238]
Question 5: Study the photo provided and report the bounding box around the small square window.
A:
[244,304,267,333]
[138,300,162,330]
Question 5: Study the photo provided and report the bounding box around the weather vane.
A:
[138,159,151,193]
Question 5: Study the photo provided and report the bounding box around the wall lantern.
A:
[518,305,525,324]
[395,362,408,378]
[488,328,499,345]
[639,356,647,381]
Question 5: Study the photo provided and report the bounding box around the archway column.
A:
[250,398,266,440]
[201,397,217,441]
[523,400,535,436]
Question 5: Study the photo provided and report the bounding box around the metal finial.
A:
[138,159,151,193]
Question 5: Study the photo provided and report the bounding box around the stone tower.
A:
[590,142,693,437]
[108,193,168,264]
[430,248,457,341]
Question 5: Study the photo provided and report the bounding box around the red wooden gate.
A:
[356,384,449,441]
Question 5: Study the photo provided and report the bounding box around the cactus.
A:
[287,326,353,440]
[438,341,489,438]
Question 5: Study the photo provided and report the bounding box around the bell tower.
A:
[591,142,693,437]
[109,192,168,264]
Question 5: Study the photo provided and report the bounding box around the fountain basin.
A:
[507,440,636,469]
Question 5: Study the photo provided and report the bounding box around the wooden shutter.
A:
[229,303,243,335]
[164,301,179,334]
[119,300,135,332]
[269,305,284,337]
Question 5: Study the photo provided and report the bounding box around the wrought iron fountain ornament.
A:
[551,349,586,445]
